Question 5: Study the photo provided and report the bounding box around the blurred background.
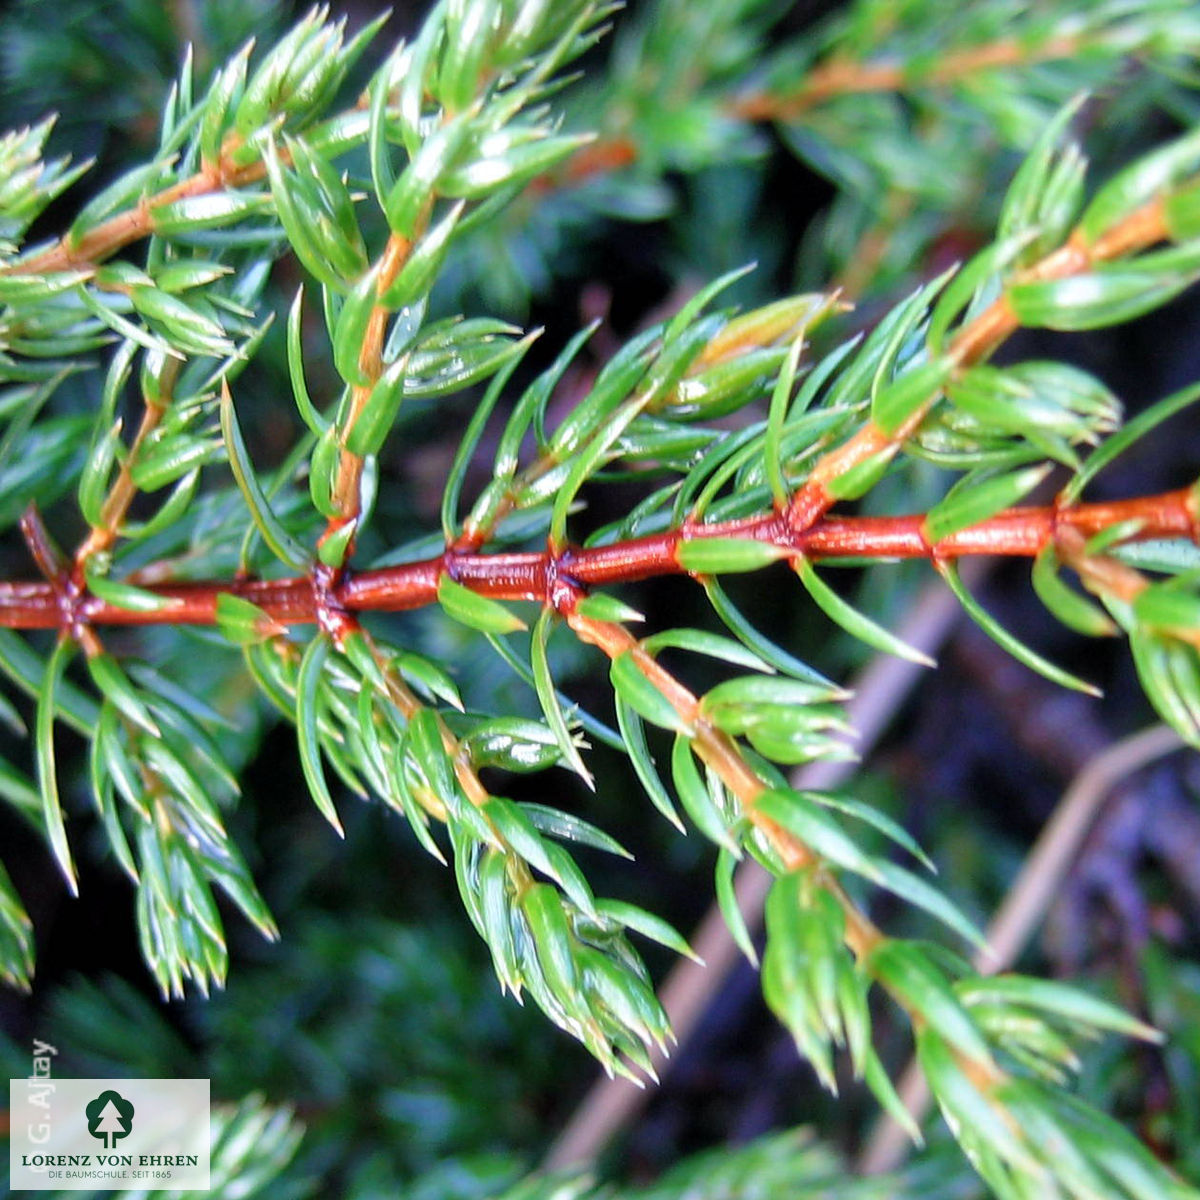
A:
[2,1,1200,1196]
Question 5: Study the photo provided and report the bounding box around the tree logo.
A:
[85,1089,135,1149]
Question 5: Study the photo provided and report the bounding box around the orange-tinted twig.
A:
[732,35,1082,122]
[325,226,419,539]
[528,135,637,195]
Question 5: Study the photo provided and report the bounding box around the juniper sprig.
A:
[3,2,1200,1196]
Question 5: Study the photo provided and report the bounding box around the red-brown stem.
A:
[2,488,1193,630]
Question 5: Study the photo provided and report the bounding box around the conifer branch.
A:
[2,4,1200,1195]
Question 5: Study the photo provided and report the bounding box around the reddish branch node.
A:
[311,562,356,642]
[18,506,91,643]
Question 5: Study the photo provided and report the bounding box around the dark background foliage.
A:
[2,1,1200,1196]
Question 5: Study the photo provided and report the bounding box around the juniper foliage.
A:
[3,1,1200,1196]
